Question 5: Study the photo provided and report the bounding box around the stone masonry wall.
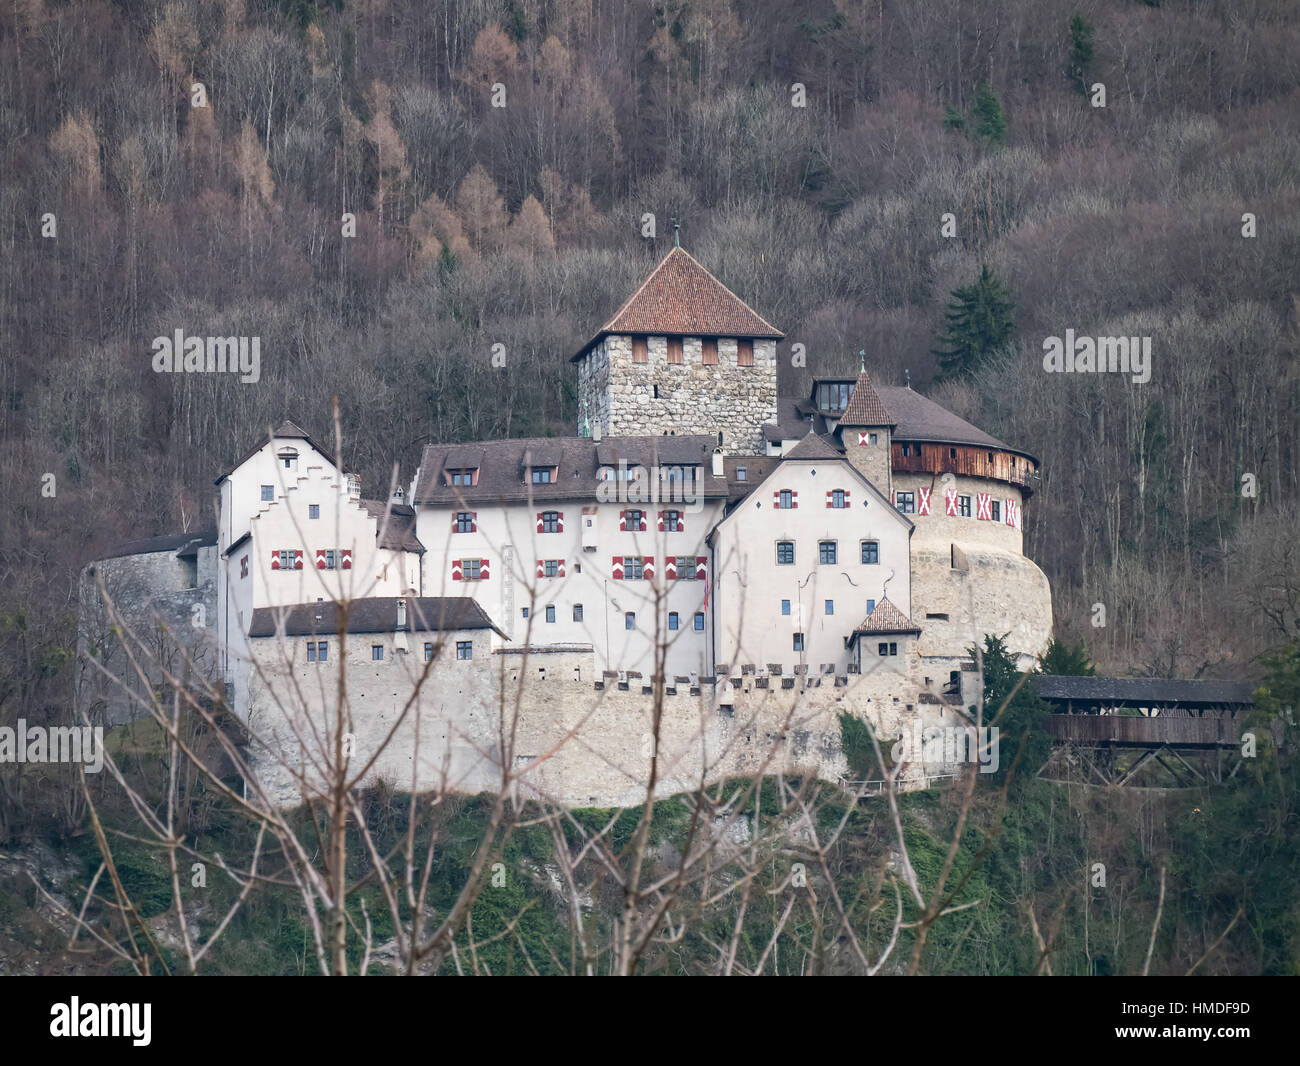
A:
[579,335,778,455]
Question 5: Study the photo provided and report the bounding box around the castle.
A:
[77,246,1054,806]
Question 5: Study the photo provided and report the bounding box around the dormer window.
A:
[530,468,554,484]
[277,448,299,470]
[446,468,478,487]
[817,382,851,411]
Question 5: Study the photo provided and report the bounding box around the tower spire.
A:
[671,217,680,248]
[859,348,865,373]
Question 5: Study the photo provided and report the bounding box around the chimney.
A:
[711,448,724,478]
[396,598,407,630]
[391,486,406,506]
[592,422,602,442]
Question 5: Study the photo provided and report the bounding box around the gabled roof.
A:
[412,435,729,506]
[875,387,1035,461]
[572,247,782,360]
[852,598,921,636]
[215,419,338,484]
[838,370,894,428]
[360,500,425,553]
[783,432,841,460]
[99,529,217,561]
[248,596,501,638]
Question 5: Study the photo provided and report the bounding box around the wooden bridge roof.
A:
[1039,676,1254,708]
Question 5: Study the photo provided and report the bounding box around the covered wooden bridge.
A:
[1037,675,1255,787]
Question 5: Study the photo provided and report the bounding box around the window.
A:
[261,485,274,501]
[309,504,320,520]
[240,555,248,579]
[456,641,473,660]
[669,612,679,631]
[323,549,336,570]
[866,599,876,614]
[861,541,879,565]
[950,448,957,459]
[781,599,791,615]
[307,641,317,662]
[900,443,911,457]
[545,605,556,623]
[895,491,915,514]
[625,612,635,630]
[825,600,834,615]
[990,500,1002,523]
[776,542,794,565]
[676,556,696,579]
[779,489,793,509]
[317,641,327,662]
[926,613,950,621]
[573,604,584,622]
[736,466,747,481]
[958,494,972,518]
[867,432,878,445]
[819,541,837,565]
[456,512,475,533]
[627,509,644,529]
[531,468,553,484]
[632,336,648,363]
[462,558,483,580]
[521,607,530,619]
[693,613,705,631]
[817,382,851,411]
[372,645,384,661]
[541,510,560,533]
[702,339,718,365]
[667,337,683,364]
[662,510,681,531]
[424,642,434,660]
[450,469,477,486]
[625,556,645,580]
[737,339,754,366]
[830,489,846,509]
[793,632,805,651]
[278,549,295,569]
[543,559,560,577]
[878,642,898,657]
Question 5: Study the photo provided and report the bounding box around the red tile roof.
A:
[852,597,921,636]
[573,247,782,359]
[838,370,894,427]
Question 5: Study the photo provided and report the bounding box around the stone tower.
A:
[837,367,894,496]
[571,247,782,454]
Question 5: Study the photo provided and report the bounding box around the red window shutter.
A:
[657,511,664,531]
[341,549,353,570]
[479,558,490,580]
[536,559,544,578]
[557,512,564,533]
[316,549,327,570]
[826,491,833,508]
[696,555,707,580]
[665,557,678,579]
[944,489,958,516]
[844,491,850,505]
[536,512,544,534]
[791,491,798,509]
[858,431,870,446]
[918,487,931,515]
[270,551,281,571]
[451,560,463,581]
[611,556,624,580]
[293,549,304,570]
[644,556,655,579]
[558,559,565,577]
[772,491,780,508]
[619,511,627,531]
[471,512,477,532]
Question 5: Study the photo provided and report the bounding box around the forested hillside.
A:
[1,1,1298,977]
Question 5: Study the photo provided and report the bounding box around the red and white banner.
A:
[917,487,931,515]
